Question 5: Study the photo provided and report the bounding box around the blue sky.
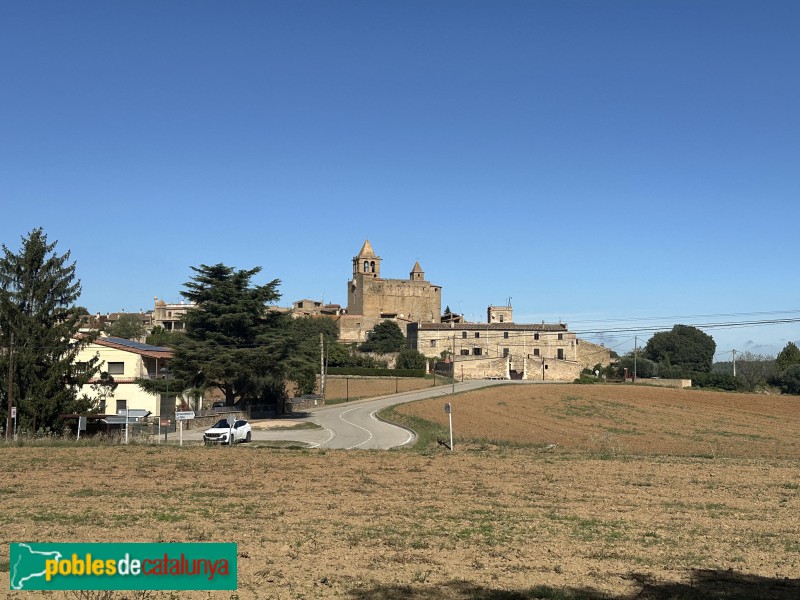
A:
[1,1,798,358]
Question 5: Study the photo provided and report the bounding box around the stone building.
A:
[152,298,195,332]
[339,240,442,343]
[408,305,613,381]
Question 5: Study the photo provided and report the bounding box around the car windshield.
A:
[211,419,231,429]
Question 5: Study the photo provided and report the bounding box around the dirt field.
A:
[394,383,800,459]
[2,384,799,599]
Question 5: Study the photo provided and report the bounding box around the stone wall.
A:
[452,356,509,380]
[349,276,441,324]
[576,340,614,370]
[630,378,692,389]
[523,357,581,381]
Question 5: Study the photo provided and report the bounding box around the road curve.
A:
[308,379,504,449]
[180,380,545,449]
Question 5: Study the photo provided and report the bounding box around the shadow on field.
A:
[347,569,800,600]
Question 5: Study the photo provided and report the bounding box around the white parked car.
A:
[203,419,252,445]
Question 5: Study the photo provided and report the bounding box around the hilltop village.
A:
[79,240,612,416]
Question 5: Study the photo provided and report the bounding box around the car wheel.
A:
[245,431,251,443]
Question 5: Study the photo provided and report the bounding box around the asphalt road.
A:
[179,380,509,449]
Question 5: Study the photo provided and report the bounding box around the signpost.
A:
[175,411,195,446]
[76,416,87,441]
[445,402,453,452]
[11,406,16,441]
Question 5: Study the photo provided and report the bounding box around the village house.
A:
[75,336,180,419]
[409,306,612,381]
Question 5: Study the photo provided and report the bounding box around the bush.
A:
[772,364,800,395]
[397,349,426,370]
[691,372,743,391]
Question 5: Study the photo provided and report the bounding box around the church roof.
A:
[411,261,424,273]
[357,239,377,258]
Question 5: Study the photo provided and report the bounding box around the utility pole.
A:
[732,349,736,377]
[633,336,638,383]
[6,332,13,441]
[451,334,456,395]
[319,333,325,399]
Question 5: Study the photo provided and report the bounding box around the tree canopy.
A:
[138,263,309,406]
[770,342,800,395]
[774,342,800,372]
[359,320,406,353]
[643,325,716,373]
[0,228,98,431]
[106,313,147,340]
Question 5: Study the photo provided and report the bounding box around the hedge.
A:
[324,367,426,378]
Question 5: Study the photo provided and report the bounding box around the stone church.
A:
[338,240,442,343]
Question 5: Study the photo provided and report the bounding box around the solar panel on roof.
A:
[104,337,169,352]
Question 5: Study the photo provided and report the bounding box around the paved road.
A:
[180,380,512,449]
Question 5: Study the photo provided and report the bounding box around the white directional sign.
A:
[175,411,196,421]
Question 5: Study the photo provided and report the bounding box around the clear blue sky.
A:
[2,1,798,359]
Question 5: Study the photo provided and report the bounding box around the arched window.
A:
[363,261,369,273]
[370,261,376,273]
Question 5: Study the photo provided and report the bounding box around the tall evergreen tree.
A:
[0,228,99,432]
[139,263,294,406]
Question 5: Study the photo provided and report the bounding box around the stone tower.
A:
[352,240,381,279]
[346,240,442,325]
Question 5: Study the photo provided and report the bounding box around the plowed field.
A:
[394,383,800,459]
[2,384,799,599]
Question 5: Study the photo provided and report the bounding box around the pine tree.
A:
[0,228,99,433]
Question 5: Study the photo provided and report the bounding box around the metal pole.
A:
[633,336,638,383]
[732,349,737,377]
[449,411,454,452]
[125,405,129,445]
[179,419,183,446]
[6,332,14,441]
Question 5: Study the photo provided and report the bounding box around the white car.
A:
[203,419,252,445]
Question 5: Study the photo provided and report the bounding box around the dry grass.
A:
[2,384,799,599]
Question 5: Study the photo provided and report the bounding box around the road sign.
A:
[175,411,195,421]
[444,403,451,414]
[11,407,16,418]
[118,409,149,418]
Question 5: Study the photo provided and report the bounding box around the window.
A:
[503,348,509,357]
[370,261,376,273]
[558,333,563,340]
[474,332,480,338]
[462,331,467,339]
[534,333,540,340]
[460,349,470,356]
[557,348,564,360]
[533,348,540,357]
[473,348,482,356]
[116,399,127,412]
[503,332,509,339]
[363,261,369,272]
[107,362,124,375]
[75,362,88,374]
[430,339,437,347]
[499,314,504,323]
